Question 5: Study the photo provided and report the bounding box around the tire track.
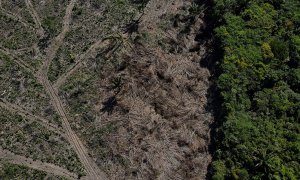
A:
[39,76,108,180]
[0,100,64,137]
[0,1,34,31]
[0,46,35,73]
[53,39,111,89]
[36,0,108,179]
[25,0,44,36]
[0,147,77,179]
[37,0,77,77]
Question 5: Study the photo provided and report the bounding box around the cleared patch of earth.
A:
[0,0,215,179]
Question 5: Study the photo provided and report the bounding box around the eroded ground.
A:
[0,0,213,179]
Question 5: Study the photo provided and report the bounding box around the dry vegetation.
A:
[0,0,213,179]
[59,0,213,179]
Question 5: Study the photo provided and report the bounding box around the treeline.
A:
[210,0,300,179]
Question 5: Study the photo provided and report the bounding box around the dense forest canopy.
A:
[211,0,300,179]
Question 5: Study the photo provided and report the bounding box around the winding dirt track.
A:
[0,100,64,136]
[25,0,44,36]
[0,9,32,28]
[1,0,109,178]
[37,0,77,78]
[0,0,34,30]
[0,148,77,179]
[53,39,111,89]
[39,77,108,180]
[0,46,34,73]
[35,0,108,179]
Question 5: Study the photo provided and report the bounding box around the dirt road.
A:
[0,47,34,73]
[25,0,44,36]
[36,0,108,179]
[53,39,111,89]
[39,75,108,180]
[0,148,78,179]
[0,9,33,30]
[37,0,76,76]
[0,100,64,136]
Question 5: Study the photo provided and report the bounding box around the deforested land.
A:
[0,0,299,180]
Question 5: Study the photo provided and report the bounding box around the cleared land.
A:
[0,0,214,179]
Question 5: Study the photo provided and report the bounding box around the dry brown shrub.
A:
[62,0,214,179]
